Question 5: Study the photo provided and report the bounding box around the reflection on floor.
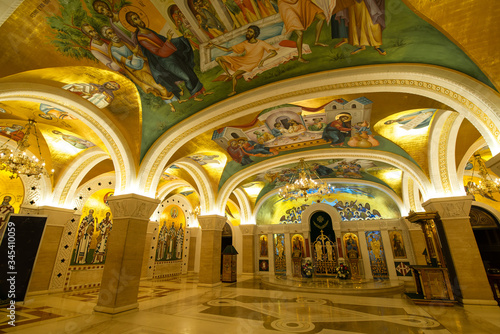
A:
[1,275,499,334]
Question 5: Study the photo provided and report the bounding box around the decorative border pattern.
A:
[438,113,459,194]
[58,153,106,205]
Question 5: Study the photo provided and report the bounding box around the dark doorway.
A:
[221,222,233,275]
[470,206,500,271]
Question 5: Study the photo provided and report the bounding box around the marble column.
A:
[239,224,256,276]
[422,196,496,306]
[198,214,226,287]
[94,194,159,314]
[19,206,76,294]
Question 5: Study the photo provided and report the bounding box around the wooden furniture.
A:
[411,266,455,305]
[487,273,500,305]
[222,245,238,283]
[406,211,455,305]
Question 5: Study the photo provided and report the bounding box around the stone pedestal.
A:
[21,206,76,294]
[240,224,256,275]
[198,215,226,287]
[94,194,159,314]
[422,196,497,306]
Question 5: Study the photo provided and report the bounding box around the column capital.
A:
[107,193,159,220]
[198,214,226,231]
[422,196,473,219]
[239,224,257,235]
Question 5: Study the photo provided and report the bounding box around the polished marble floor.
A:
[1,275,499,334]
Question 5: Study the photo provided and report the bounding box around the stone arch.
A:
[139,65,500,196]
[0,82,135,194]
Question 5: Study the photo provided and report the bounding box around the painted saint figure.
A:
[81,23,122,73]
[278,0,328,63]
[209,25,277,96]
[75,210,96,264]
[93,0,135,46]
[52,130,95,149]
[92,212,113,264]
[63,82,120,108]
[101,26,185,112]
[0,196,15,234]
[126,11,213,101]
[322,113,352,146]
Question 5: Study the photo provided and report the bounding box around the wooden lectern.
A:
[406,211,455,305]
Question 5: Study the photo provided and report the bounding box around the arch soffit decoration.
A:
[253,178,405,223]
[0,82,135,193]
[427,110,465,196]
[457,137,487,183]
[232,187,252,224]
[52,147,110,207]
[172,158,216,213]
[71,172,115,213]
[217,149,429,213]
[139,64,500,195]
[156,179,195,202]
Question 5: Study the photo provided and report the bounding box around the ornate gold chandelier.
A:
[465,152,500,198]
[0,119,52,179]
[278,158,335,201]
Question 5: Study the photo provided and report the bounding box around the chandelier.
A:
[278,158,335,201]
[465,152,500,198]
[0,119,52,179]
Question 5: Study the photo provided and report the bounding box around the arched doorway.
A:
[470,206,500,271]
[220,222,232,275]
[309,210,337,276]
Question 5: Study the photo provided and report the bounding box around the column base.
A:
[198,282,222,288]
[460,298,499,306]
[94,303,139,315]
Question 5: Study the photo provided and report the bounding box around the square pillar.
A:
[239,224,256,276]
[94,194,159,315]
[422,196,496,306]
[198,215,226,287]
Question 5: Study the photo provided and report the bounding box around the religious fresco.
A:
[71,188,114,265]
[216,98,418,189]
[374,108,439,176]
[0,0,492,160]
[343,232,361,277]
[256,183,400,225]
[463,146,500,212]
[259,234,268,258]
[225,201,240,226]
[273,233,286,275]
[389,230,407,259]
[156,204,185,261]
[0,171,24,214]
[242,157,402,202]
[291,234,304,258]
[365,231,388,279]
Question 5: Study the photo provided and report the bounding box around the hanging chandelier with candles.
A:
[465,152,500,199]
[0,119,53,179]
[278,158,335,201]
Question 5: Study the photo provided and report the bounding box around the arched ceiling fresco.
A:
[0,0,499,220]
